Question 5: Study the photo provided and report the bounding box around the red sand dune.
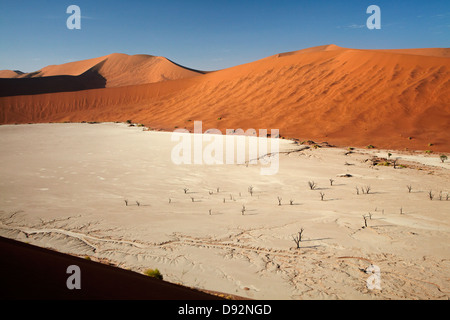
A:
[0,45,449,152]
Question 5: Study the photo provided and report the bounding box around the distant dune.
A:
[0,45,449,151]
[0,53,204,96]
[0,70,24,78]
[377,48,450,58]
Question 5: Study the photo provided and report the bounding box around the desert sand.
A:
[0,122,448,300]
[1,45,449,152]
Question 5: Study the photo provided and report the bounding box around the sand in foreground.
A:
[0,123,449,299]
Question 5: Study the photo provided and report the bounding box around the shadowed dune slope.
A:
[0,236,221,300]
[0,53,204,96]
[0,46,449,151]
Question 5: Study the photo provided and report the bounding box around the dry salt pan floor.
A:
[0,123,449,299]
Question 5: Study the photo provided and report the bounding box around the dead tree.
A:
[393,159,398,169]
[292,228,305,249]
[363,215,369,228]
[248,186,254,196]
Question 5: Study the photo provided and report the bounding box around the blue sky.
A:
[0,0,449,72]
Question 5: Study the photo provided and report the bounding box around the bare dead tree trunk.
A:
[292,228,304,249]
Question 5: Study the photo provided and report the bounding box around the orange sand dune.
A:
[0,45,449,152]
[0,53,204,96]
[0,70,24,78]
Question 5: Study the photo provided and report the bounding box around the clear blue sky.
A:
[0,0,449,72]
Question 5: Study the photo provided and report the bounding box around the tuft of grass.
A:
[144,269,163,280]
[366,145,376,149]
